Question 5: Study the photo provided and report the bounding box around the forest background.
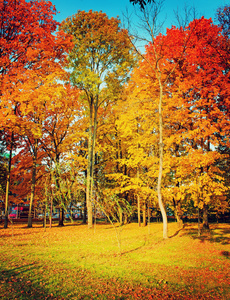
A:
[0,0,230,239]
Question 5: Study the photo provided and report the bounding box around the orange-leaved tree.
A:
[9,81,82,226]
[40,83,83,226]
[0,0,72,228]
[17,72,77,228]
[170,17,230,229]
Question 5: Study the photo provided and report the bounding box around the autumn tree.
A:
[39,84,82,226]
[0,0,71,228]
[95,102,138,225]
[169,17,230,229]
[61,10,135,228]
[125,2,229,235]
[125,1,192,238]
[96,82,158,227]
[215,4,230,213]
[8,80,82,226]
[18,71,76,227]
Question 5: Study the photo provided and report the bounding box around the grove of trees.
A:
[0,0,229,238]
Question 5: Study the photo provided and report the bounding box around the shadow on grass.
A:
[0,264,57,300]
[62,221,86,227]
[220,250,230,258]
[121,239,148,256]
[181,224,230,245]
[169,224,186,238]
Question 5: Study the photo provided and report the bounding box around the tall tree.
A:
[0,0,71,228]
[127,2,191,238]
[61,10,135,228]
[169,17,229,229]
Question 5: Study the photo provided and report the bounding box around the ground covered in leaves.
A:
[0,221,230,299]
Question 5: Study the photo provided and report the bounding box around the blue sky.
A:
[51,0,227,29]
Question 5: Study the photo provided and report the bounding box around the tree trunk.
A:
[86,98,98,229]
[137,194,141,227]
[173,198,183,228]
[83,190,87,224]
[174,148,183,228]
[91,102,98,224]
[137,167,141,227]
[202,204,209,230]
[86,104,93,228]
[4,132,13,229]
[147,204,151,234]
[58,207,64,226]
[198,206,201,237]
[202,137,210,231]
[49,194,53,229]
[142,202,147,227]
[175,209,183,228]
[43,206,46,229]
[28,139,38,228]
[4,174,10,229]
[157,82,168,239]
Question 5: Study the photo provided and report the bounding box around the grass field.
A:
[0,221,230,299]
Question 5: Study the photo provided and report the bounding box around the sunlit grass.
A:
[0,221,230,299]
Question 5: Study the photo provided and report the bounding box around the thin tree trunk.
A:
[142,202,147,227]
[86,105,93,229]
[50,194,53,229]
[4,174,10,229]
[137,194,141,227]
[202,136,210,230]
[4,132,13,229]
[43,205,47,229]
[83,189,87,224]
[197,174,201,236]
[174,147,183,228]
[53,159,64,227]
[148,203,151,235]
[198,206,201,237]
[86,99,98,229]
[137,168,141,227]
[157,83,168,239]
[28,139,38,228]
[91,103,98,225]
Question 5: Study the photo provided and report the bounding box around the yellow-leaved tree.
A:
[61,10,136,228]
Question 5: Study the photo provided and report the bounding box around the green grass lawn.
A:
[0,221,229,299]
